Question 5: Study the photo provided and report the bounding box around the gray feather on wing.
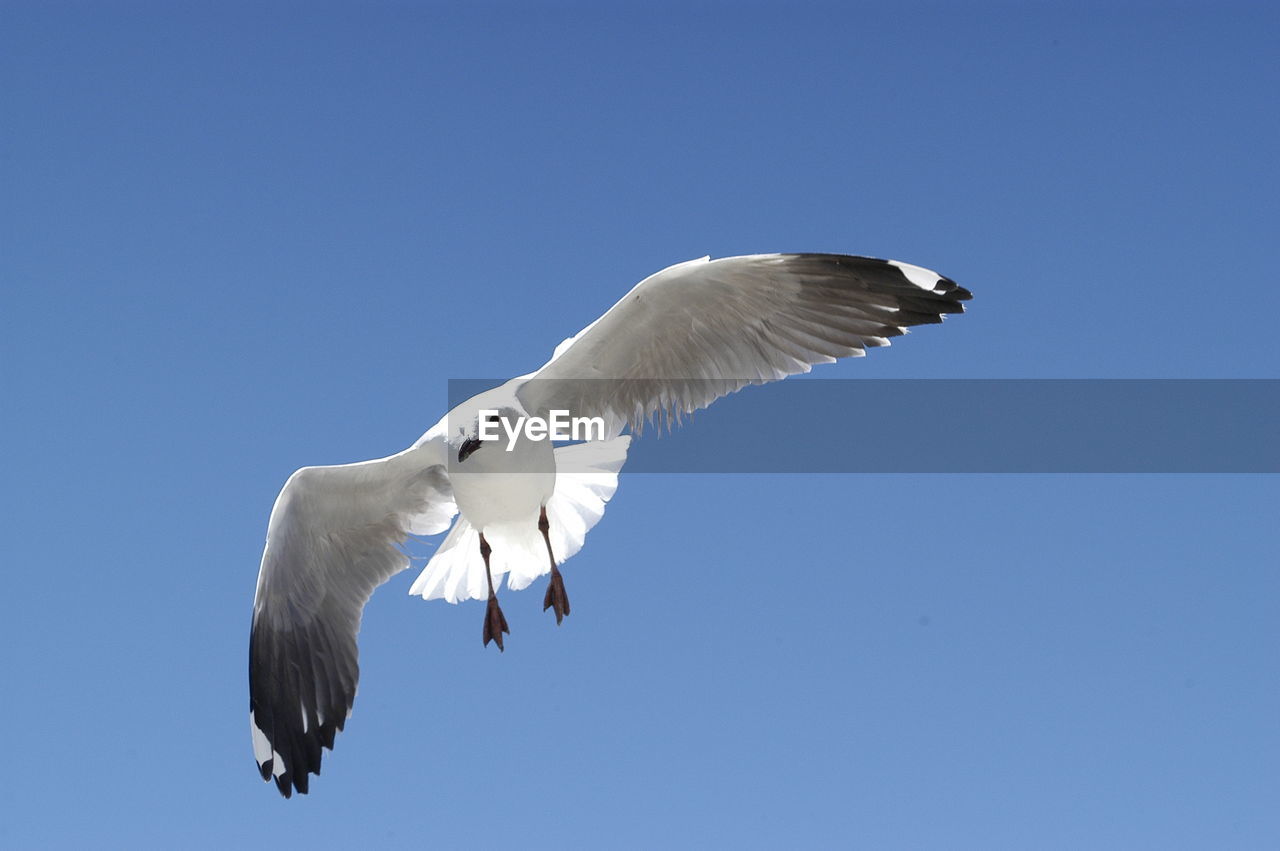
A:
[249,439,454,797]
[517,253,971,433]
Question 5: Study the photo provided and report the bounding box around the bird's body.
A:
[446,391,557,531]
[249,252,972,796]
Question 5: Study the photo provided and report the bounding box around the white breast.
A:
[449,424,556,532]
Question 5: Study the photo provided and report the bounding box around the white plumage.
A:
[249,252,971,796]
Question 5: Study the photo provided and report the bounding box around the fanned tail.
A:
[408,436,631,603]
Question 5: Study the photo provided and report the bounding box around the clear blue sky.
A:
[3,1,1278,847]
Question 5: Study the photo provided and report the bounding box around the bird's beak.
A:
[458,436,482,463]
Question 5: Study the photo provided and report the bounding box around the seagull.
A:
[249,253,971,796]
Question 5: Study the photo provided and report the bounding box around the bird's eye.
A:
[484,413,499,424]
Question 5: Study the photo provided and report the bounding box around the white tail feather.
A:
[408,436,631,603]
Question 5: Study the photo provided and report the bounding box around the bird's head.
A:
[454,406,518,463]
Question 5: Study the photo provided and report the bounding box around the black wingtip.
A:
[944,279,974,301]
[272,768,310,798]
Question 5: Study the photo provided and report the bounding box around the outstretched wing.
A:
[516,253,971,431]
[249,438,454,797]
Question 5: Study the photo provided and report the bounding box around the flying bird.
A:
[249,253,971,796]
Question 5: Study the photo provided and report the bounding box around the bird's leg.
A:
[480,533,509,651]
[539,506,570,625]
